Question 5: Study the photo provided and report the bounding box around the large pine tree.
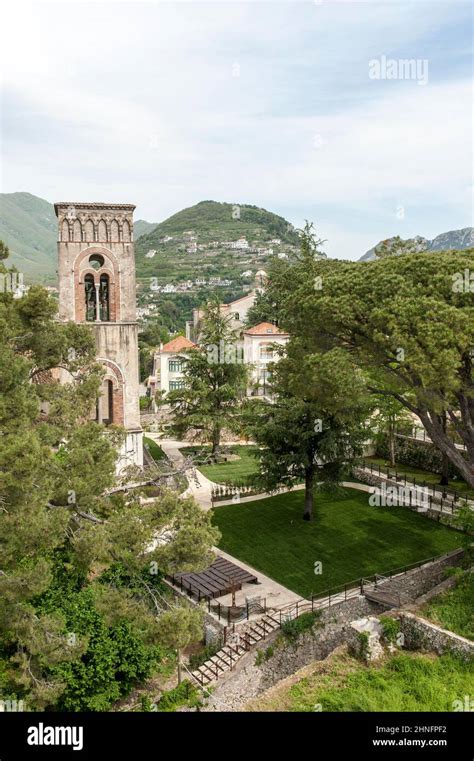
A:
[0,274,218,709]
[166,300,248,456]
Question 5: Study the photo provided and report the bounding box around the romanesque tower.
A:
[55,202,143,471]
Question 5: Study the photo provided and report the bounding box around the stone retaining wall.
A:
[398,611,474,661]
[378,549,465,600]
[201,595,379,711]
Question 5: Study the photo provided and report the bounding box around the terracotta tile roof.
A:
[244,322,288,336]
[161,336,196,353]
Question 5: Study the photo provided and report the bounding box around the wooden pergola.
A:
[172,557,258,600]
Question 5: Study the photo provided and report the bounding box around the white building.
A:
[243,322,289,397]
[189,290,256,342]
[230,237,249,250]
[150,272,289,401]
[149,335,196,396]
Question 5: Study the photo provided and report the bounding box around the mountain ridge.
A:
[1,192,472,281]
[359,227,474,262]
[134,200,300,283]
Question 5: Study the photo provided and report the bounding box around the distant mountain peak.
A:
[359,227,474,261]
[134,199,300,283]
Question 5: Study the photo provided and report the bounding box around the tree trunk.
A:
[418,411,474,489]
[211,424,221,458]
[303,465,314,521]
[389,429,396,468]
[439,454,450,486]
[438,413,449,486]
[177,649,182,685]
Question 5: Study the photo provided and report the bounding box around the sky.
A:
[0,0,472,260]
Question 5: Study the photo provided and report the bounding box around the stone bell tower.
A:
[55,201,143,471]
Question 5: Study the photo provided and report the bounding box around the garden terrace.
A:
[212,488,462,598]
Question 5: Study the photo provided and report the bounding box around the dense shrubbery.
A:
[153,679,201,712]
[375,435,463,479]
[30,559,171,711]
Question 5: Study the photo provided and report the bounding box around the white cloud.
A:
[0,0,471,259]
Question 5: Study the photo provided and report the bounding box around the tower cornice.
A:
[54,202,136,217]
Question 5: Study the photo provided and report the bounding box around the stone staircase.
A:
[191,613,281,686]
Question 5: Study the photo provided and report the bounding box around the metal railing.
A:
[272,548,465,621]
[359,458,472,511]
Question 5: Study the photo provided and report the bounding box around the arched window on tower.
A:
[110,219,119,241]
[96,379,114,425]
[73,219,82,242]
[122,219,131,242]
[104,379,114,424]
[61,219,70,241]
[99,274,110,321]
[84,219,95,242]
[97,219,107,242]
[84,274,96,321]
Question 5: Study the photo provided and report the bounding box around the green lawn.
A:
[180,445,260,486]
[212,489,462,598]
[365,456,474,499]
[144,437,166,462]
[248,651,474,712]
[421,572,473,640]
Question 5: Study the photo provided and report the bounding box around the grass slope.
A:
[144,437,166,461]
[421,572,474,640]
[212,489,462,598]
[248,651,474,712]
[0,192,57,282]
[180,445,259,485]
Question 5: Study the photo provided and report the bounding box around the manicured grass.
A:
[144,437,166,462]
[366,456,474,499]
[247,651,474,712]
[421,572,474,640]
[212,488,462,598]
[180,445,260,486]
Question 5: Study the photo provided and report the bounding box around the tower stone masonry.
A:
[55,201,143,471]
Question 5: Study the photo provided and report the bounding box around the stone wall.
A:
[384,549,465,600]
[398,612,474,661]
[201,595,379,711]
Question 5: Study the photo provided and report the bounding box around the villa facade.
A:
[148,281,288,400]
